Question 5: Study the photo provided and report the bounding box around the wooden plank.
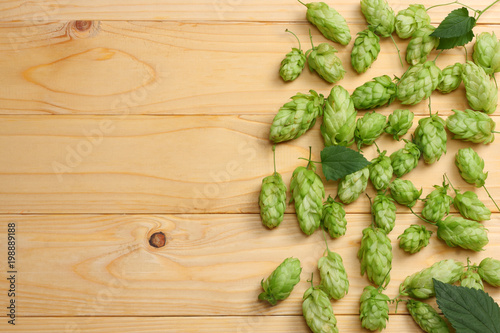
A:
[0,315,428,332]
[1,114,499,214]
[0,0,499,24]
[0,214,499,317]
[0,21,498,115]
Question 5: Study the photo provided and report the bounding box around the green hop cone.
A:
[279,30,306,82]
[385,109,414,141]
[460,269,484,290]
[360,0,395,37]
[437,63,463,94]
[302,1,351,46]
[462,61,498,114]
[351,29,380,74]
[389,178,422,207]
[446,109,496,144]
[359,285,390,331]
[321,85,357,146]
[372,193,397,233]
[259,173,287,229]
[397,61,443,105]
[355,111,387,150]
[453,190,491,221]
[478,257,500,287]
[307,42,345,83]
[319,249,349,300]
[351,75,397,110]
[413,114,447,164]
[399,259,464,299]
[302,286,339,333]
[368,151,393,191]
[473,32,500,75]
[407,299,450,333]
[322,196,347,238]
[290,162,325,235]
[398,224,432,254]
[390,140,421,177]
[358,227,392,286]
[406,25,439,66]
[269,90,324,143]
[337,167,370,204]
[455,147,488,187]
[436,216,489,251]
[421,183,453,223]
[395,4,431,39]
[258,257,302,305]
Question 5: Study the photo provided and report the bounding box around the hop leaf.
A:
[259,257,302,305]
[430,7,476,50]
[320,145,370,181]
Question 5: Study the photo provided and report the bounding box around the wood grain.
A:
[0,0,499,24]
[1,114,499,214]
[0,214,499,317]
[0,315,429,332]
[0,21,498,115]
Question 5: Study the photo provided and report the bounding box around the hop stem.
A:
[409,207,437,225]
[444,173,457,193]
[365,193,376,228]
[307,146,313,170]
[482,185,500,212]
[322,229,331,254]
[427,0,477,13]
[297,0,307,6]
[286,29,302,51]
[308,29,315,49]
[464,46,468,62]
[389,34,404,68]
[433,50,443,63]
[477,0,500,21]
[272,145,277,175]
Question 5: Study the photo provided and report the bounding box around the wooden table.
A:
[1,1,500,331]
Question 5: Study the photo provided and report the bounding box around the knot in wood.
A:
[149,232,167,248]
[67,20,100,39]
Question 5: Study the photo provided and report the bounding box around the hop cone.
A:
[321,85,357,146]
[407,299,450,333]
[391,141,421,177]
[258,257,302,305]
[455,147,488,187]
[280,48,306,82]
[398,224,432,254]
[319,249,349,300]
[360,0,395,37]
[473,32,500,75]
[446,109,496,144]
[302,287,338,333]
[369,151,393,191]
[307,43,345,83]
[413,114,447,164]
[322,196,347,238]
[406,25,439,66]
[397,61,443,105]
[454,190,491,221]
[269,90,324,143]
[359,285,390,331]
[421,184,453,223]
[337,167,369,204]
[399,259,464,299]
[355,112,387,150]
[389,178,422,207]
[351,29,380,74]
[385,109,414,141]
[290,164,325,235]
[259,173,287,229]
[372,193,397,233]
[436,216,489,251]
[437,63,463,94]
[358,227,392,286]
[395,4,431,39]
[460,270,484,290]
[304,2,351,45]
[462,61,498,114]
[351,75,397,110]
[478,257,500,287]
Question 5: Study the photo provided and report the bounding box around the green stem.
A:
[433,50,443,63]
[272,145,277,175]
[483,185,500,212]
[428,96,432,117]
[321,229,330,254]
[464,45,468,62]
[308,29,315,49]
[298,157,321,164]
[409,207,437,225]
[389,34,404,68]
[444,173,457,192]
[297,0,307,6]
[427,0,477,13]
[285,29,302,51]
[476,0,500,21]
[307,146,312,170]
[365,193,375,228]
[493,75,498,89]
[373,141,381,155]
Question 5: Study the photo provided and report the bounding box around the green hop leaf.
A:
[351,29,380,74]
[321,85,357,147]
[478,257,500,287]
[320,145,370,181]
[398,224,432,254]
[446,109,496,144]
[430,7,476,50]
[436,215,489,251]
[322,196,347,238]
[351,75,397,110]
[407,299,450,333]
[358,226,392,286]
[303,1,351,45]
[359,285,390,331]
[354,111,387,150]
[385,109,415,141]
[258,257,302,305]
[337,167,370,204]
[302,286,339,333]
[307,42,345,83]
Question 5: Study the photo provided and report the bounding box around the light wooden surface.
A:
[1,0,500,332]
